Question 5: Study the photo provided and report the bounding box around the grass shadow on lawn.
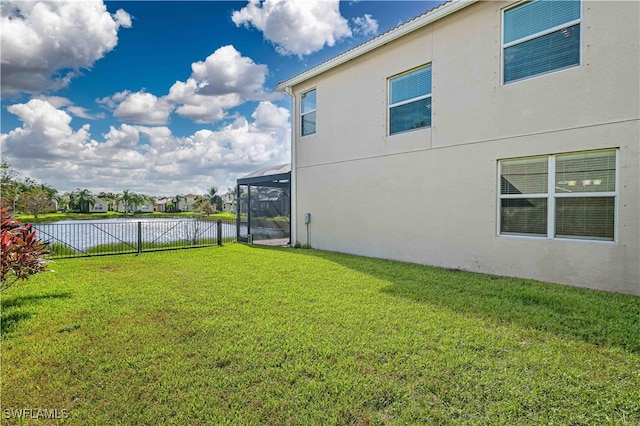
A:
[256,246,640,354]
[1,292,71,334]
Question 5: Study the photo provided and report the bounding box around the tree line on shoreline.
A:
[1,162,229,218]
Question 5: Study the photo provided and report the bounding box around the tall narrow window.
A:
[300,89,316,136]
[503,0,581,83]
[389,65,432,135]
[499,149,617,241]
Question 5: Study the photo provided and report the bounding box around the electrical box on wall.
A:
[304,213,311,224]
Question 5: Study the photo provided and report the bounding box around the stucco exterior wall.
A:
[291,1,640,295]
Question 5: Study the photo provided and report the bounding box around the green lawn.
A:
[2,245,639,424]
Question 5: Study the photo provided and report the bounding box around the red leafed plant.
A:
[1,208,49,290]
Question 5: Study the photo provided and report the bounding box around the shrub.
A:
[1,208,49,290]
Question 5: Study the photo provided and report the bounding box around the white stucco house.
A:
[221,190,236,213]
[276,0,640,295]
[182,194,198,212]
[89,198,109,213]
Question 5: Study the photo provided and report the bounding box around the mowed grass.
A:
[1,245,639,424]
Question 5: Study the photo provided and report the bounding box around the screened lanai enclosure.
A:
[236,164,291,245]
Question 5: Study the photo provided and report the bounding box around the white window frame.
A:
[388,64,432,136]
[498,149,619,242]
[300,88,316,137]
[501,0,583,85]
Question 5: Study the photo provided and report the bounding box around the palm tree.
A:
[207,186,218,199]
[113,193,123,213]
[130,193,146,213]
[207,187,224,212]
[56,193,71,212]
[68,191,79,212]
[120,190,135,214]
[172,194,184,212]
[77,189,96,213]
[70,188,95,213]
[97,192,118,212]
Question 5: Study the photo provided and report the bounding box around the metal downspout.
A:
[284,86,297,246]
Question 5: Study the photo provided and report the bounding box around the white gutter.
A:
[275,0,477,92]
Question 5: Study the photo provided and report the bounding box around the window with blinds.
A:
[503,0,581,84]
[389,65,432,135]
[499,149,617,241]
[554,150,616,240]
[301,89,316,137]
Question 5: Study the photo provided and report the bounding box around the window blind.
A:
[555,150,616,193]
[499,149,617,241]
[504,24,580,83]
[390,66,432,105]
[500,157,548,195]
[556,197,615,239]
[504,0,581,44]
[501,198,548,236]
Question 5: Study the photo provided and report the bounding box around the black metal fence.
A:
[33,218,236,259]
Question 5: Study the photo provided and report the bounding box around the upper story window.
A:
[300,89,316,137]
[389,65,432,135]
[503,0,581,84]
[499,149,617,241]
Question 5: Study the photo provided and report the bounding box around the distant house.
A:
[221,190,236,213]
[155,198,170,212]
[89,198,109,213]
[155,194,198,212]
[276,0,640,295]
[182,194,198,212]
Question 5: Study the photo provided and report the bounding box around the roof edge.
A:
[275,0,477,93]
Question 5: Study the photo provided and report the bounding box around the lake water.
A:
[33,218,237,253]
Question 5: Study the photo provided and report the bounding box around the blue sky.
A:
[1,0,445,196]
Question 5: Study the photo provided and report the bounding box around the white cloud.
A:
[167,78,241,124]
[167,45,272,123]
[232,0,352,57]
[0,99,95,160]
[252,101,290,130]
[67,106,100,120]
[31,96,72,109]
[1,0,131,95]
[1,100,290,195]
[96,91,130,110]
[112,8,132,28]
[191,45,268,98]
[352,14,378,37]
[97,46,272,126]
[110,91,174,125]
[33,95,98,119]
